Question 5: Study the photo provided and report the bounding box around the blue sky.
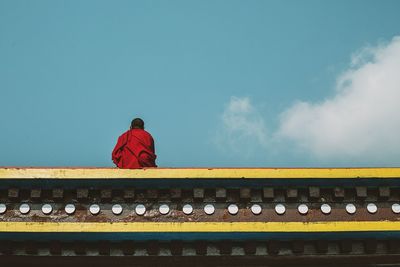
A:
[1,0,400,167]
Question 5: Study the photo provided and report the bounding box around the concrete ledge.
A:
[1,167,400,179]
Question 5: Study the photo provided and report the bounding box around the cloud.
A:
[216,36,400,165]
[278,36,400,163]
[215,96,268,156]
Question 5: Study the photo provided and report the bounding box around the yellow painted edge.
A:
[1,168,400,179]
[0,221,400,232]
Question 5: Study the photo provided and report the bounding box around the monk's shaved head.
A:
[131,118,144,129]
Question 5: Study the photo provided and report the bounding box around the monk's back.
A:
[112,118,157,169]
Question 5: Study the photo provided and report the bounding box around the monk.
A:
[112,118,157,169]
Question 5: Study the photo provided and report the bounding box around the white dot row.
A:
[1,203,400,216]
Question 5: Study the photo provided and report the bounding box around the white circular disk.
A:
[65,204,76,215]
[228,204,239,215]
[346,203,356,214]
[159,204,170,215]
[41,204,53,215]
[0,204,6,214]
[367,203,377,214]
[298,204,309,215]
[392,203,400,214]
[19,203,30,214]
[89,204,100,215]
[112,204,123,215]
[182,204,193,215]
[321,204,331,214]
[275,204,286,215]
[135,204,146,216]
[204,204,215,215]
[251,204,262,215]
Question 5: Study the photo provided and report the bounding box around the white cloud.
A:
[215,96,268,156]
[216,37,400,164]
[278,36,400,163]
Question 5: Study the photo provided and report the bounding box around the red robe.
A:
[112,129,157,169]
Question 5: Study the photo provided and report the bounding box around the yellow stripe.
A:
[0,221,399,232]
[1,168,400,179]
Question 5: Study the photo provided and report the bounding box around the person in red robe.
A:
[112,118,157,169]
